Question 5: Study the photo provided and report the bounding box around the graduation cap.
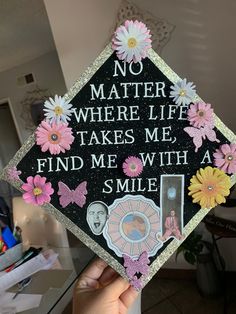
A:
[1,20,236,289]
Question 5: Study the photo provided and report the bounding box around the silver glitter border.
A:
[1,44,236,288]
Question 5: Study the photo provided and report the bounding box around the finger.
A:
[99,266,119,286]
[103,275,130,298]
[120,286,139,309]
[76,257,107,290]
[81,257,107,281]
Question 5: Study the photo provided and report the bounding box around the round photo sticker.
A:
[103,195,162,258]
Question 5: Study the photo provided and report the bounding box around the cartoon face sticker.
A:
[86,201,108,235]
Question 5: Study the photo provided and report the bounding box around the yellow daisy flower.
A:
[188,166,231,209]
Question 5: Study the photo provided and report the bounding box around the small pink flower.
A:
[22,175,54,206]
[187,102,214,128]
[123,156,143,177]
[213,143,236,174]
[7,166,22,180]
[35,121,74,155]
[112,20,152,63]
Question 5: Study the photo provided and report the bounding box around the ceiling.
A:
[0,0,55,72]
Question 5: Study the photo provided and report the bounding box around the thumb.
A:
[103,275,130,299]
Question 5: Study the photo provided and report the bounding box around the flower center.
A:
[130,163,137,171]
[226,154,234,162]
[51,133,58,141]
[179,89,186,97]
[54,106,63,116]
[207,185,214,191]
[128,37,137,48]
[48,131,61,144]
[33,187,42,196]
[197,110,205,117]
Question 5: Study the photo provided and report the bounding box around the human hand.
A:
[73,257,139,314]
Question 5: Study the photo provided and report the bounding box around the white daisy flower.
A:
[43,95,73,124]
[170,78,196,106]
[112,20,152,63]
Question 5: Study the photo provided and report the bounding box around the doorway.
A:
[0,99,21,208]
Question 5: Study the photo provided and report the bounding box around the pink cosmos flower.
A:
[187,102,214,128]
[7,166,22,180]
[213,143,236,174]
[22,175,54,206]
[35,121,74,155]
[123,156,143,177]
[112,20,152,63]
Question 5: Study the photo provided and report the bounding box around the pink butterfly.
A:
[123,251,150,278]
[184,125,220,152]
[130,276,143,290]
[58,181,87,208]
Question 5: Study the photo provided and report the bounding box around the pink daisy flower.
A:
[112,20,152,63]
[22,175,54,206]
[187,102,214,128]
[7,166,22,180]
[213,143,236,174]
[122,156,143,177]
[35,121,74,155]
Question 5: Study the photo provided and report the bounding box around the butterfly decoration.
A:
[58,181,87,208]
[6,166,22,181]
[184,125,220,152]
[123,251,150,278]
[130,276,143,290]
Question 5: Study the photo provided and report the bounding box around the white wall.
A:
[44,0,236,133]
[44,0,121,88]
[44,0,236,270]
[0,50,66,142]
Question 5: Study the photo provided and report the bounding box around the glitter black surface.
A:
[17,52,229,265]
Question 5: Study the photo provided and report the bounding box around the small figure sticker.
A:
[161,209,183,241]
[160,175,184,241]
